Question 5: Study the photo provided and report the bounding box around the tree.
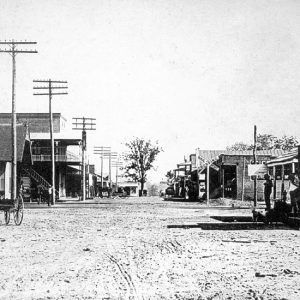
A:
[123,138,162,196]
[226,142,252,151]
[273,135,299,151]
[227,134,298,151]
[256,134,277,150]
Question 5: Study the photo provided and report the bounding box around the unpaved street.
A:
[0,197,299,300]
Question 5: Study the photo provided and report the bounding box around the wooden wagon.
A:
[0,194,24,226]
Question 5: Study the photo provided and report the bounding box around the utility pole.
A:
[112,157,123,192]
[109,152,118,189]
[73,117,96,201]
[94,146,111,189]
[33,79,68,205]
[253,125,257,208]
[0,40,37,202]
[94,148,118,192]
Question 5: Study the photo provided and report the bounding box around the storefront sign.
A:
[248,164,268,179]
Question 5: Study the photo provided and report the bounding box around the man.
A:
[264,174,273,211]
[37,184,42,204]
[289,173,300,214]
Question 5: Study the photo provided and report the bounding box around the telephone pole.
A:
[0,40,37,201]
[93,146,111,189]
[108,152,118,189]
[112,157,123,192]
[33,79,68,205]
[253,125,257,208]
[73,117,96,201]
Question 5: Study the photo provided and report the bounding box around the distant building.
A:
[117,181,141,197]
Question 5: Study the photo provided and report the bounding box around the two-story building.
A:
[0,113,82,200]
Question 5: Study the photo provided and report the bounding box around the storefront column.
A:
[206,164,210,205]
[4,162,12,199]
[281,164,285,197]
[273,166,276,199]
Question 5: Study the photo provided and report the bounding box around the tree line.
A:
[227,134,298,151]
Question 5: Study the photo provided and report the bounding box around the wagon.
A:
[0,194,24,226]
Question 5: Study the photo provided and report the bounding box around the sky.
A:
[0,0,299,183]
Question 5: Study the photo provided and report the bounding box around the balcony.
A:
[32,147,81,163]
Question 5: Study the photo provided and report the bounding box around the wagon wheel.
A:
[13,195,24,226]
[4,210,10,225]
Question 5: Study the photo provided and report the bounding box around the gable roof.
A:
[0,124,28,162]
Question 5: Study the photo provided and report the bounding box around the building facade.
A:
[195,149,286,201]
[0,113,82,201]
[0,124,32,200]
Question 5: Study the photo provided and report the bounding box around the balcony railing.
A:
[32,147,81,163]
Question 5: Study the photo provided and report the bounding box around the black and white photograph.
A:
[0,0,299,299]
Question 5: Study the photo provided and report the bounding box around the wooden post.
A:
[298,145,300,178]
[206,164,210,206]
[109,152,112,189]
[11,48,17,201]
[49,80,56,205]
[82,130,86,201]
[222,164,225,199]
[292,162,295,174]
[273,166,276,199]
[281,164,285,197]
[241,157,246,201]
[253,125,257,207]
[101,154,103,189]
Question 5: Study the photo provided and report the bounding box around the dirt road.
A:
[0,197,299,299]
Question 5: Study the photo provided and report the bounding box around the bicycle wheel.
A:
[13,195,24,226]
[4,211,10,225]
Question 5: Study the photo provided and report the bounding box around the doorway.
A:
[223,165,237,199]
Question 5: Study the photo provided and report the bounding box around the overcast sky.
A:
[0,0,299,182]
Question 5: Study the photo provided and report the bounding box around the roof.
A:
[223,149,286,156]
[0,124,28,162]
[196,149,286,168]
[0,112,66,122]
[196,150,225,164]
[267,148,298,166]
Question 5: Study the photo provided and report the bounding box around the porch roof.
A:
[267,149,298,167]
[196,149,287,170]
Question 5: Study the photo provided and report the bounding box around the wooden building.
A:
[196,149,285,201]
[0,124,32,199]
[267,148,299,199]
[0,113,84,201]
